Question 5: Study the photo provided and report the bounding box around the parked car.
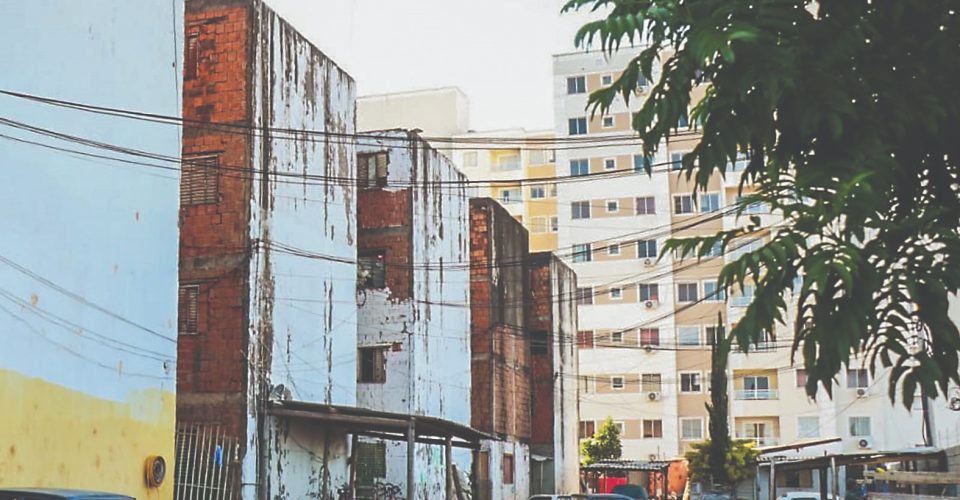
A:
[529,495,634,500]
[778,493,833,500]
[0,490,133,500]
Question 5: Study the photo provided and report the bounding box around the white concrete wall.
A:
[356,130,473,497]
[246,3,357,497]
[551,257,583,493]
[483,439,532,500]
[0,2,182,498]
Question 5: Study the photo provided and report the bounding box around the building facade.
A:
[553,49,932,463]
[176,0,358,497]
[0,2,183,498]
[355,129,473,497]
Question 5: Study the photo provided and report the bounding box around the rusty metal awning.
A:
[757,446,945,472]
[266,399,493,449]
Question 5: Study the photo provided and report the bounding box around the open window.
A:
[358,251,386,289]
[358,346,387,383]
[358,152,389,188]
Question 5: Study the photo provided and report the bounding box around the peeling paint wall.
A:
[356,130,473,497]
[0,2,182,498]
[247,2,357,499]
[480,439,532,500]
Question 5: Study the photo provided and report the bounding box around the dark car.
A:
[0,489,133,500]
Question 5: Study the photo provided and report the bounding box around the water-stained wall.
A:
[0,2,182,498]
[355,130,472,497]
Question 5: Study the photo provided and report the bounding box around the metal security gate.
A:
[175,423,241,500]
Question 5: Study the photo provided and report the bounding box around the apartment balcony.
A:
[734,389,779,400]
[736,435,780,447]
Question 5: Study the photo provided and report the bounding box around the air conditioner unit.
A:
[644,300,659,309]
[647,391,661,401]
[648,454,658,461]
[643,345,655,354]
[856,388,867,397]
[642,258,655,267]
[858,438,872,449]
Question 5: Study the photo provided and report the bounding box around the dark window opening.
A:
[358,251,386,289]
[531,330,548,355]
[185,30,200,80]
[502,454,515,484]
[358,346,387,383]
[181,154,219,206]
[356,441,386,486]
[358,152,389,188]
[579,420,596,439]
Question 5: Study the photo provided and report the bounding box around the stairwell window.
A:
[568,117,588,136]
[358,346,387,383]
[358,151,389,188]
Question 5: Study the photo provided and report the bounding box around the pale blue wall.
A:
[0,1,182,402]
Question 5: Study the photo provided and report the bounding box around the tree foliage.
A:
[706,321,732,484]
[562,0,960,406]
[581,417,623,466]
[685,439,760,488]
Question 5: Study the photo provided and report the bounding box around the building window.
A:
[700,193,721,213]
[462,151,478,167]
[530,186,546,199]
[681,372,702,393]
[579,420,596,439]
[570,159,589,177]
[849,416,872,437]
[577,330,595,348]
[681,418,704,440]
[602,116,615,128]
[611,421,625,435]
[703,280,724,301]
[567,76,586,94]
[846,368,869,389]
[611,376,625,390]
[643,419,663,438]
[550,217,559,233]
[497,154,520,171]
[358,346,387,383]
[610,331,624,343]
[637,239,658,259]
[356,441,387,485]
[573,244,592,263]
[796,369,808,388]
[731,283,756,307]
[503,454,515,484]
[601,74,614,86]
[178,285,199,335]
[641,373,662,393]
[638,283,659,302]
[529,217,548,234]
[609,287,623,300]
[606,200,619,213]
[607,243,621,256]
[568,117,588,136]
[737,195,769,214]
[742,375,771,399]
[603,157,617,170]
[674,195,695,214]
[358,152,389,189]
[705,325,725,345]
[633,154,652,172]
[670,152,684,171]
[576,287,594,305]
[636,196,656,215]
[499,189,520,204]
[181,154,220,206]
[184,29,200,80]
[678,326,701,346]
[677,283,699,303]
[677,113,690,129]
[531,330,548,355]
[358,251,386,289]
[639,328,660,347]
[706,241,724,257]
[798,416,820,438]
[571,201,591,219]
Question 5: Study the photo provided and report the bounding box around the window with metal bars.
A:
[356,441,386,486]
[184,29,200,80]
[181,155,219,206]
[178,285,199,335]
[358,347,387,383]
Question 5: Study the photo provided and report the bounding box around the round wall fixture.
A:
[144,455,166,488]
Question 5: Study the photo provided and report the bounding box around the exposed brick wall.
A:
[529,257,555,447]
[357,188,413,300]
[177,0,251,443]
[470,198,532,441]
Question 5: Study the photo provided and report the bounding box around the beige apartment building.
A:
[554,49,932,462]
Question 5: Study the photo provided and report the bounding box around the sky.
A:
[265,0,596,132]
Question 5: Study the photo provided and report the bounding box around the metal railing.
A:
[735,389,779,400]
[175,423,241,500]
[736,435,780,447]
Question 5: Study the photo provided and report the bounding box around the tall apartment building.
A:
[552,49,931,463]
[452,129,560,253]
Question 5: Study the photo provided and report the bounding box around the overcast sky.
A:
[264,0,596,131]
